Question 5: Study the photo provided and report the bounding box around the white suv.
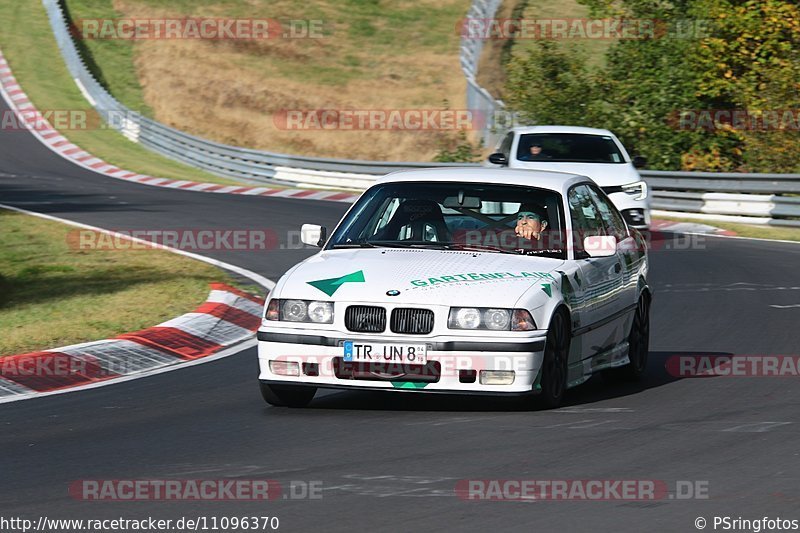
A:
[487,126,650,229]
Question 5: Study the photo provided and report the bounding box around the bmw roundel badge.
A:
[386,289,401,296]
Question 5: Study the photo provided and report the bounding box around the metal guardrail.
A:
[644,170,800,227]
[460,0,506,148]
[41,0,800,227]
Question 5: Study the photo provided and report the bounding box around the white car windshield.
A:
[328,182,567,259]
[517,133,625,164]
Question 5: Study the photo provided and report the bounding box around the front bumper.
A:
[257,330,547,394]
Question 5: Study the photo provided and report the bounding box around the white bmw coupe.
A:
[257,168,651,408]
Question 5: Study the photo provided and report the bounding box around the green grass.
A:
[0,209,261,356]
[658,215,800,242]
[0,0,241,185]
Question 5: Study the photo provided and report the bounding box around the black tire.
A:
[259,382,317,408]
[613,294,651,382]
[538,310,570,409]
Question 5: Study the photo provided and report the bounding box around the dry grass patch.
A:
[106,0,469,161]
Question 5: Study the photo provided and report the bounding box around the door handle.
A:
[614,263,622,273]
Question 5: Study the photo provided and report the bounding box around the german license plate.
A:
[343,341,427,365]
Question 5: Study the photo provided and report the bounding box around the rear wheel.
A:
[538,310,570,409]
[612,294,650,381]
[259,382,317,408]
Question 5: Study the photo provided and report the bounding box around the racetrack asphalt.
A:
[2,95,800,532]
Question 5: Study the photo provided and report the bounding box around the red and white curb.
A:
[0,283,264,400]
[650,219,736,236]
[0,50,361,204]
[0,203,274,403]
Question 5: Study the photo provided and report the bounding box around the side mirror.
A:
[301,224,327,247]
[632,155,647,169]
[583,235,617,258]
[488,152,508,166]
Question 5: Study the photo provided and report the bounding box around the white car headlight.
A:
[621,180,648,200]
[267,299,334,324]
[281,299,308,322]
[451,307,482,329]
[448,308,536,331]
[484,309,511,330]
[307,301,334,323]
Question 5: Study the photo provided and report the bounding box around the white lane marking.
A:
[722,422,792,433]
[0,203,275,290]
[0,339,257,405]
[770,304,800,309]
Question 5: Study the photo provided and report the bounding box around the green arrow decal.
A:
[391,381,429,389]
[307,270,365,296]
[541,283,552,297]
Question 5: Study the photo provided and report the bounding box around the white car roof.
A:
[376,167,592,193]
[509,125,617,136]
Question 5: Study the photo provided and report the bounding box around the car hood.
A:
[276,248,564,307]
[509,161,641,186]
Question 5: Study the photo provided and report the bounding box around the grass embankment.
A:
[658,215,800,242]
[59,0,469,161]
[0,0,238,185]
[0,209,256,356]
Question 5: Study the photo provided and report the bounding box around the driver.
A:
[515,203,548,241]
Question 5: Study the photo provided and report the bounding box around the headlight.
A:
[307,301,334,323]
[621,180,648,200]
[282,299,308,322]
[265,299,334,324]
[448,308,536,331]
[484,309,511,330]
[450,307,482,329]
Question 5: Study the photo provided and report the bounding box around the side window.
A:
[498,132,514,158]
[568,185,606,255]
[586,185,627,241]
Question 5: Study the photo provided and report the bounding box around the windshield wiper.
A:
[448,243,519,255]
[372,241,451,249]
[330,239,378,249]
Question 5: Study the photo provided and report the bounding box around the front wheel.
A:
[259,382,317,407]
[537,310,570,409]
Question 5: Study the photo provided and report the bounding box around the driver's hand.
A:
[515,222,538,240]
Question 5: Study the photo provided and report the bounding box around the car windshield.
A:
[327,182,567,259]
[516,133,625,164]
